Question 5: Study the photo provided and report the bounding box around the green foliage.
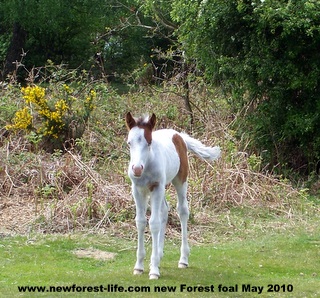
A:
[103,28,154,80]
[136,0,177,30]
[0,84,23,127]
[171,0,320,175]
[0,0,108,69]
[0,33,10,61]
[0,0,159,76]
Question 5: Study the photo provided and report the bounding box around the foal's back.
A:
[150,129,186,185]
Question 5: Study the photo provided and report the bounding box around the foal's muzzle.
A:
[132,165,144,177]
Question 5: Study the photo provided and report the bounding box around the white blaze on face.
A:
[127,126,150,177]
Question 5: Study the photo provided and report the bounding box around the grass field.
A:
[1,209,319,298]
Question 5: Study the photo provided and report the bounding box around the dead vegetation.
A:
[0,128,306,237]
[0,83,313,239]
[0,135,132,234]
[73,248,117,261]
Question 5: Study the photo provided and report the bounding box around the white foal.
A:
[125,112,220,279]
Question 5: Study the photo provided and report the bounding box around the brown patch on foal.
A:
[136,114,156,145]
[148,181,159,192]
[138,123,153,145]
[172,134,188,183]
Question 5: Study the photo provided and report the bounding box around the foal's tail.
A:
[180,133,221,161]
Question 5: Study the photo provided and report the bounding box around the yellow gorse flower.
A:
[22,86,52,119]
[84,89,97,112]
[55,99,68,114]
[6,107,33,130]
[7,84,96,142]
[22,86,46,106]
[63,84,73,94]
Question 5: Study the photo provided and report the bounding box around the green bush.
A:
[172,0,320,175]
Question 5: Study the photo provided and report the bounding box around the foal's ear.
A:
[149,113,156,130]
[125,112,136,130]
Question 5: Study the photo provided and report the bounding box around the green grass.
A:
[1,226,319,298]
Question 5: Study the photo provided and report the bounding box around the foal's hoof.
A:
[149,274,160,280]
[133,269,144,275]
[178,263,188,269]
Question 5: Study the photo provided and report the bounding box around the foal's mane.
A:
[135,116,150,126]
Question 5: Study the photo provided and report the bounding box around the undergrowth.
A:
[0,67,319,239]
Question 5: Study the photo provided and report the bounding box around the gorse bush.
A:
[20,86,68,138]
[6,84,96,150]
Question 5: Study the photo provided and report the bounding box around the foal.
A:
[125,112,220,279]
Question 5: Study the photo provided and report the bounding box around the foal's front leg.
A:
[132,187,147,275]
[149,185,166,279]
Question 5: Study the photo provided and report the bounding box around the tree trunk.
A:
[2,22,27,80]
[182,62,194,128]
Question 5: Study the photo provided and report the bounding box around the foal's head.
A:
[125,112,156,177]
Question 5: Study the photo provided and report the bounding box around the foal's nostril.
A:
[132,165,144,177]
[132,164,143,170]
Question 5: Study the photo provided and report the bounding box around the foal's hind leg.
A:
[173,179,190,268]
[159,198,169,260]
[149,185,166,279]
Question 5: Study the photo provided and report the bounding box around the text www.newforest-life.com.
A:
[17,283,294,294]
[17,284,151,294]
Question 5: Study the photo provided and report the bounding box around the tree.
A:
[127,0,196,122]
[2,23,27,79]
[171,0,320,175]
[0,0,108,79]
[0,0,172,82]
[0,1,144,80]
